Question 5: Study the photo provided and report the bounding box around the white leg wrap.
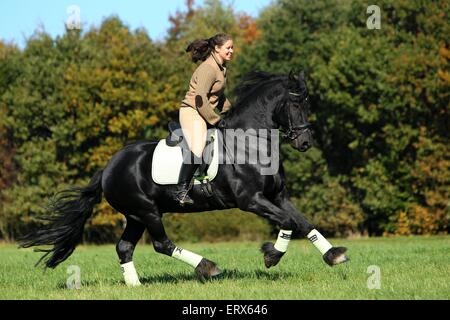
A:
[307,229,333,255]
[172,247,203,268]
[121,261,141,287]
[274,230,292,253]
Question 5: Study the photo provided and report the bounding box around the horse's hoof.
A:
[323,247,350,266]
[195,258,222,282]
[261,242,285,268]
[124,277,142,287]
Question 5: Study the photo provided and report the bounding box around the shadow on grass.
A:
[139,269,294,285]
[55,269,295,288]
[56,279,123,289]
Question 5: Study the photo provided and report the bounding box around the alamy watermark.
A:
[66,5,81,30]
[66,265,81,289]
[366,5,381,30]
[175,128,281,175]
[367,265,381,289]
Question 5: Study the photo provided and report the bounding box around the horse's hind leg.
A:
[116,217,146,286]
[141,212,222,282]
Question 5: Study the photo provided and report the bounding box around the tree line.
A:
[0,0,448,242]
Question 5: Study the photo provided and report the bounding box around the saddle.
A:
[151,122,219,189]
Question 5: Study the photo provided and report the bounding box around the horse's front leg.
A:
[245,192,307,268]
[247,192,349,268]
[273,190,350,267]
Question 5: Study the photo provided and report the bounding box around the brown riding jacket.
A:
[181,51,232,125]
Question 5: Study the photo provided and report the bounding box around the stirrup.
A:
[178,192,194,206]
[176,181,194,206]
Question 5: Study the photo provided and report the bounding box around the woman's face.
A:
[215,39,234,62]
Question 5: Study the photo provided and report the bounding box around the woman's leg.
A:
[179,107,207,158]
[175,107,207,205]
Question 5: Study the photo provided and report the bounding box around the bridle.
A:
[280,91,311,140]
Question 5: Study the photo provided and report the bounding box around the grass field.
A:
[0,236,449,300]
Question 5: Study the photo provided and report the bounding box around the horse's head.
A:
[227,70,313,152]
[276,70,312,152]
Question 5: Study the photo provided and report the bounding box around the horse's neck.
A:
[220,101,280,148]
[224,101,278,131]
[219,106,281,174]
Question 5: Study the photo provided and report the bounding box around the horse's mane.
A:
[232,71,286,110]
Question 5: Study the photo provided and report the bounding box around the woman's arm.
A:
[195,64,221,125]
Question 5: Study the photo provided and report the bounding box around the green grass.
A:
[0,236,449,299]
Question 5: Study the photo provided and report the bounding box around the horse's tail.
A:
[19,170,104,269]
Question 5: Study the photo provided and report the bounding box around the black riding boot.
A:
[175,156,201,206]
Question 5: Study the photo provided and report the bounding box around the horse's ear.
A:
[299,71,305,81]
[288,70,296,81]
[289,70,299,83]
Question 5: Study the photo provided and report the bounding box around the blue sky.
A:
[0,0,272,48]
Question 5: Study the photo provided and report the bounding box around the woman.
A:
[175,33,234,205]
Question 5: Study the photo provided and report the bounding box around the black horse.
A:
[20,71,349,286]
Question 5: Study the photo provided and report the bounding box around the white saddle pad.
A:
[151,130,219,185]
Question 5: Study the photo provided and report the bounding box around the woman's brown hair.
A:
[185,33,232,63]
